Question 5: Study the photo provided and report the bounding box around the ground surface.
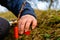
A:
[0,10,60,40]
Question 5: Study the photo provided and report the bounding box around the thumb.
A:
[32,19,37,29]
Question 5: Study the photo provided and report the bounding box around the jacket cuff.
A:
[20,10,36,18]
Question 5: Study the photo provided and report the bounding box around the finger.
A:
[32,19,37,29]
[18,19,27,34]
[25,19,32,32]
[18,19,22,34]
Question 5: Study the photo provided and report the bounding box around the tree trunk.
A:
[49,0,53,9]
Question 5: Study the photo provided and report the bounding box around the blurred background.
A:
[0,0,60,12]
[27,0,60,10]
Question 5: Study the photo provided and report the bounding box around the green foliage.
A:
[55,37,60,40]
[44,33,51,38]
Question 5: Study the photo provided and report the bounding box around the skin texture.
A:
[18,14,37,34]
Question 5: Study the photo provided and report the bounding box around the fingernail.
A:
[20,32,23,34]
[32,26,35,29]
[25,29,28,32]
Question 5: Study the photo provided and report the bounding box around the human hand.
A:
[18,15,37,34]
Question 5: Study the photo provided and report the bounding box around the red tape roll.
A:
[14,26,18,39]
